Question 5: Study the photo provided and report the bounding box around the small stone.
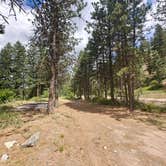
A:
[21,132,40,148]
[113,150,117,153]
[4,141,17,149]
[1,154,9,161]
[103,146,107,150]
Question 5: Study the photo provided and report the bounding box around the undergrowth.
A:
[0,105,22,129]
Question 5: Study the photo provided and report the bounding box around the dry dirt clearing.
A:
[0,100,166,166]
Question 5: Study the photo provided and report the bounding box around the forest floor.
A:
[0,99,166,166]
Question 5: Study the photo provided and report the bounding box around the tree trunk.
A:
[124,81,129,105]
[47,61,57,113]
[104,77,107,99]
[22,74,25,100]
[128,74,134,112]
[37,84,40,97]
[109,49,114,101]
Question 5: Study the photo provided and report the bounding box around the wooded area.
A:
[73,4,166,111]
[0,0,165,113]
[0,0,166,165]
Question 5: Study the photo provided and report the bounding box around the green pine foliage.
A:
[73,0,149,111]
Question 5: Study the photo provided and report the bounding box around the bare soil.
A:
[0,99,166,166]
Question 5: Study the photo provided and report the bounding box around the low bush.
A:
[61,85,75,100]
[91,97,120,106]
[30,96,48,102]
[41,89,49,98]
[0,89,15,104]
[148,80,163,90]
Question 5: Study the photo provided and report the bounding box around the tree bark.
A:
[128,73,134,112]
[47,61,57,113]
[109,49,114,101]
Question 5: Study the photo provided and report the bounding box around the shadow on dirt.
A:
[65,100,166,131]
[16,103,48,112]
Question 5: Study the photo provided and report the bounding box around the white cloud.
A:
[0,0,158,53]
[0,0,97,53]
[143,2,158,40]
[74,0,96,53]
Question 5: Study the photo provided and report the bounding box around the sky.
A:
[0,0,97,52]
[0,0,156,52]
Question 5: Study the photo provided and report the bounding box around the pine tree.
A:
[33,0,86,113]
[12,41,27,99]
[73,0,148,111]
[26,43,50,98]
[0,43,13,89]
[151,25,166,82]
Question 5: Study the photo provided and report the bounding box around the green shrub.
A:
[61,85,75,100]
[91,97,100,103]
[30,96,48,102]
[41,89,49,98]
[0,89,15,104]
[91,97,120,106]
[135,101,166,113]
[149,80,163,90]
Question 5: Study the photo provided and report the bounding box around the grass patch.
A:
[29,97,48,102]
[135,101,166,113]
[59,146,64,153]
[0,105,22,129]
[0,98,48,129]
[136,86,166,99]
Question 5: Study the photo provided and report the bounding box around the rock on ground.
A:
[1,154,9,161]
[4,140,17,149]
[21,132,40,148]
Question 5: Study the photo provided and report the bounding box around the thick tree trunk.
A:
[47,61,57,113]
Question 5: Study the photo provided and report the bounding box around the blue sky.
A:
[24,0,44,8]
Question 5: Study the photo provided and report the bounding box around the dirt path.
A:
[0,100,166,166]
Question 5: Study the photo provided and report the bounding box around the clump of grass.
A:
[53,141,65,153]
[0,105,22,129]
[60,134,64,139]
[29,97,48,102]
[53,134,65,153]
[59,146,64,153]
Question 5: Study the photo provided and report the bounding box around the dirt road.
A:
[0,100,166,166]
